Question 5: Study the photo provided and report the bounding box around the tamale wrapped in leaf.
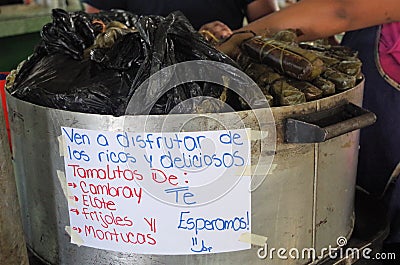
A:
[271,80,306,106]
[239,92,274,108]
[236,52,253,70]
[243,63,280,97]
[244,62,282,89]
[322,68,356,91]
[272,29,298,43]
[239,87,275,109]
[289,80,323,101]
[257,66,282,88]
[300,42,359,66]
[312,77,336,96]
[315,52,340,67]
[235,30,364,107]
[241,36,325,81]
[245,62,272,81]
[335,60,362,76]
[240,62,276,107]
[298,42,329,52]
[327,45,358,60]
[256,79,275,105]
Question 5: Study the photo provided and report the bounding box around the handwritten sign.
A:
[62,127,251,254]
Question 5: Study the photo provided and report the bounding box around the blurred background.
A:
[0,0,81,71]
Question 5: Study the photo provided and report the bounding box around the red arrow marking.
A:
[69,196,79,202]
[70,209,79,215]
[68,183,77,188]
[72,227,82,233]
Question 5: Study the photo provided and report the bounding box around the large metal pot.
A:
[7,79,375,265]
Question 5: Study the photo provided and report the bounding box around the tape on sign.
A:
[58,135,66,157]
[239,232,268,247]
[65,226,84,246]
[57,170,77,207]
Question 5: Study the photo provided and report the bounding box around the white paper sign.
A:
[62,127,251,254]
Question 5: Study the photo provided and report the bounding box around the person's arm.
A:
[83,3,100,13]
[199,0,279,42]
[220,0,400,56]
[81,0,127,14]
[246,0,279,22]
[242,0,400,40]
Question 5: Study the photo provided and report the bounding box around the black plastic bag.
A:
[10,9,261,116]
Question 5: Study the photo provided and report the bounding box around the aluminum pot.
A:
[6,79,375,265]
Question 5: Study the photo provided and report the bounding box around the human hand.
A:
[216,37,241,59]
[217,31,257,59]
[199,21,233,42]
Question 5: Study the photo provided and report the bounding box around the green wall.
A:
[0,32,41,72]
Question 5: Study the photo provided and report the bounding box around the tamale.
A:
[245,62,272,81]
[241,36,325,81]
[289,80,323,101]
[335,60,362,76]
[322,68,356,91]
[312,77,336,96]
[271,80,306,106]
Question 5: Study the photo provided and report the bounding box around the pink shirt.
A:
[379,22,400,84]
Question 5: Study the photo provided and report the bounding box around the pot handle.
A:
[285,102,376,143]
